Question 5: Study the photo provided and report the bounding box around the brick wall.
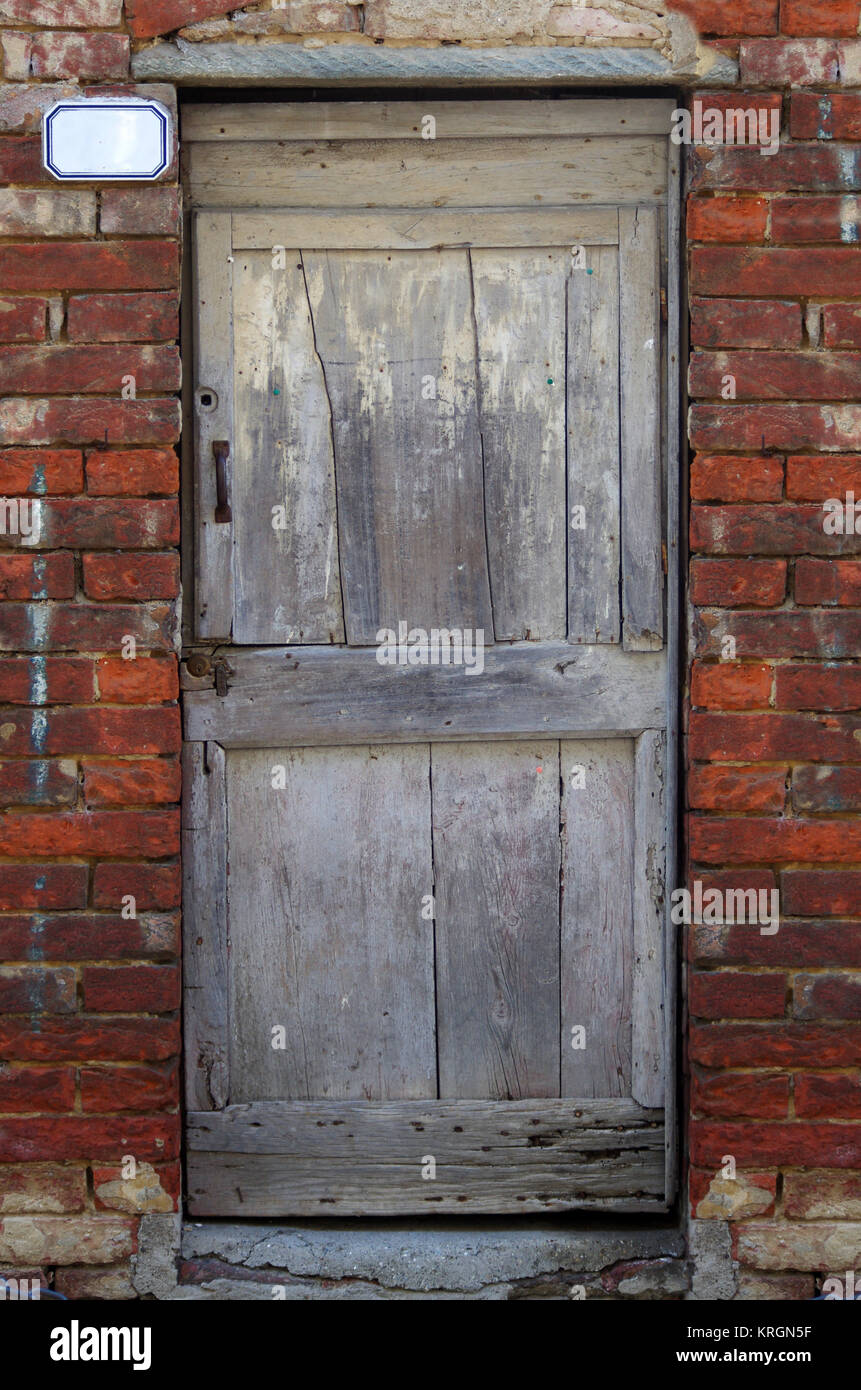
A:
[0,0,859,1300]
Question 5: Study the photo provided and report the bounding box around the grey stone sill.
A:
[132,41,738,88]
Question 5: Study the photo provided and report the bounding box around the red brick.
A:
[691,558,786,606]
[0,553,74,601]
[0,398,180,447]
[97,657,178,704]
[29,34,129,81]
[81,1062,179,1114]
[689,143,861,192]
[691,454,783,502]
[781,0,860,38]
[690,350,861,401]
[0,449,82,495]
[792,765,861,813]
[740,38,842,85]
[775,663,861,709]
[0,297,46,343]
[796,558,861,606]
[691,662,773,709]
[100,188,180,237]
[0,913,179,962]
[83,758,180,807]
[691,1070,789,1118]
[690,300,801,350]
[0,965,76,1014]
[692,503,861,555]
[794,974,861,1021]
[82,965,179,1014]
[696,612,861,660]
[783,871,861,917]
[687,196,768,243]
[0,2,124,23]
[824,304,861,348]
[0,345,180,395]
[688,764,787,812]
[691,404,861,452]
[669,1,778,35]
[0,1163,86,1215]
[691,1021,861,1067]
[0,1115,180,1163]
[0,606,173,656]
[0,708,180,757]
[689,712,861,763]
[83,553,180,601]
[12,498,177,548]
[691,817,861,865]
[125,0,238,39]
[93,864,181,912]
[787,454,861,499]
[690,972,787,1019]
[0,137,45,184]
[0,1065,75,1112]
[795,1074,861,1118]
[772,196,861,244]
[791,93,861,141]
[0,811,178,859]
[0,759,78,808]
[0,242,178,291]
[86,448,178,496]
[0,1016,179,1063]
[693,247,861,298]
[691,1119,861,1167]
[68,293,178,344]
[0,865,87,912]
[783,1171,861,1217]
[693,920,861,969]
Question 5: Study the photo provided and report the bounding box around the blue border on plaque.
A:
[43,100,170,181]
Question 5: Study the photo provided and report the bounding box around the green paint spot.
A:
[547,377,554,385]
[273,387,280,395]
[586,268,593,275]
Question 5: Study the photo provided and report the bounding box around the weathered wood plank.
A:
[432,742,561,1099]
[303,249,493,644]
[182,643,668,746]
[192,212,234,640]
[226,745,436,1102]
[186,137,668,210]
[560,740,633,1098]
[631,729,666,1109]
[233,207,619,251]
[471,249,567,641]
[182,741,229,1111]
[231,250,344,644]
[620,205,664,651]
[185,99,679,143]
[567,243,621,643]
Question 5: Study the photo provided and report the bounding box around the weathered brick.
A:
[0,1215,134,1267]
[29,33,129,82]
[85,448,178,496]
[691,1070,789,1118]
[5,498,179,549]
[0,1015,179,1062]
[125,0,238,39]
[686,195,768,244]
[691,558,786,606]
[0,136,43,183]
[546,6,661,38]
[794,975,861,1021]
[96,657,178,703]
[740,38,843,85]
[690,299,801,350]
[795,1073,861,1118]
[690,350,861,401]
[692,818,861,865]
[81,1062,178,1114]
[792,765,861,813]
[691,1168,777,1220]
[786,454,861,499]
[68,293,179,344]
[0,758,77,807]
[93,1160,176,1213]
[690,972,786,1019]
[0,1115,179,1163]
[735,1220,861,1269]
[0,450,82,495]
[0,298,47,344]
[83,757,180,807]
[0,965,76,1014]
[689,713,861,763]
[783,1172,861,1219]
[692,504,860,556]
[54,1263,135,1300]
[772,196,861,244]
[0,345,180,395]
[0,553,75,601]
[693,1122,861,1169]
[691,404,861,452]
[775,663,861,708]
[0,84,85,136]
[93,863,180,912]
[83,553,180,601]
[792,92,861,141]
[782,871,861,917]
[696,612,861,660]
[688,764,786,813]
[690,1022,861,1068]
[100,187,181,237]
[735,1272,816,1299]
[0,1065,75,1112]
[0,913,179,962]
[0,657,95,705]
[690,454,783,502]
[688,143,861,193]
[796,558,861,606]
[0,242,178,291]
[666,1,778,35]
[692,247,861,297]
[0,811,178,859]
[0,707,180,757]
[82,965,180,1014]
[0,605,174,655]
[0,398,180,447]
[692,920,861,969]
[823,305,861,349]
[0,2,124,23]
[781,0,861,38]
[0,865,87,912]
[690,662,773,710]
[0,1164,86,1216]
[0,190,95,239]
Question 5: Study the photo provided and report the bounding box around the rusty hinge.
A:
[214,658,231,697]
[661,541,668,575]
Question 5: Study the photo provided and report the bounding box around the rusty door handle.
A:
[212,440,232,523]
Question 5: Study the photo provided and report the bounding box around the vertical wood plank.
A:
[567,242,621,644]
[302,250,493,644]
[183,741,229,1111]
[560,739,634,1098]
[619,206,663,652]
[432,741,561,1099]
[231,251,344,644]
[227,744,436,1101]
[192,212,234,640]
[632,728,666,1108]
[470,249,567,641]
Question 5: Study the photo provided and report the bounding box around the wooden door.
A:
[181,100,680,1215]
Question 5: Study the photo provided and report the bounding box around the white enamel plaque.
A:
[43,98,172,181]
